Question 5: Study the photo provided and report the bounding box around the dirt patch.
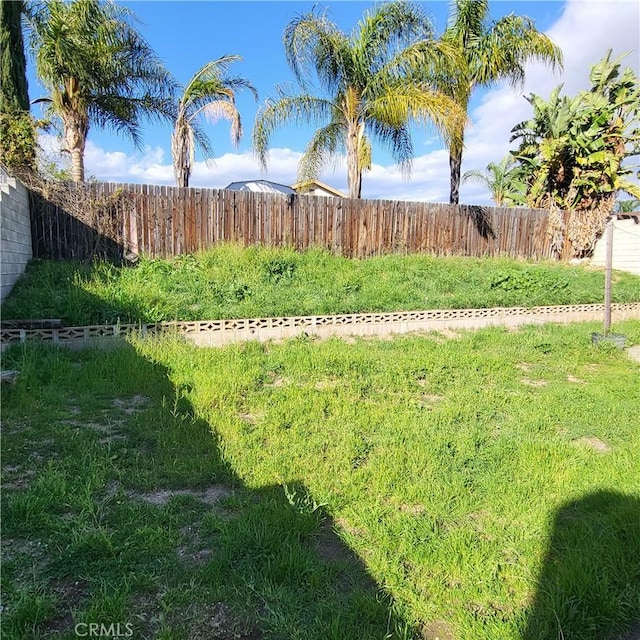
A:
[2,537,51,585]
[614,620,640,640]
[111,395,150,415]
[44,610,76,635]
[64,418,129,447]
[103,481,121,499]
[264,376,289,388]
[626,345,640,364]
[129,591,163,639]
[335,517,365,538]
[98,434,128,445]
[423,330,460,343]
[129,485,234,507]
[361,332,406,342]
[64,419,116,434]
[520,378,548,387]
[53,578,88,604]
[399,503,426,515]
[314,379,339,390]
[313,522,354,565]
[566,375,585,383]
[2,465,36,490]
[314,537,351,564]
[420,394,444,405]
[195,602,262,640]
[177,545,214,566]
[177,522,211,565]
[516,362,533,373]
[572,436,610,453]
[237,412,262,424]
[2,536,45,563]
[421,620,455,639]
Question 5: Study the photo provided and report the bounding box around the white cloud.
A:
[49,1,638,207]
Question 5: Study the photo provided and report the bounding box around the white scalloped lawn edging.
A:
[1,303,639,350]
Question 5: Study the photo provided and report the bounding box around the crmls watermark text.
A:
[75,623,134,637]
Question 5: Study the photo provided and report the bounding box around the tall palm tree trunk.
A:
[171,125,191,188]
[346,120,363,199]
[63,112,88,182]
[449,129,464,205]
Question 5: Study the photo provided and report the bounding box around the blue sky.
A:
[28,0,640,203]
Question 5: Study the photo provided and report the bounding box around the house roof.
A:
[225,180,296,195]
[291,179,347,198]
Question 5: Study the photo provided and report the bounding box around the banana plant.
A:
[510,50,640,213]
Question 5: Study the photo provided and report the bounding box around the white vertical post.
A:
[603,219,614,335]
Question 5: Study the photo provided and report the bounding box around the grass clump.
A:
[2,244,639,325]
[2,321,639,638]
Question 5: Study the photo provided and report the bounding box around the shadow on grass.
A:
[523,491,640,640]
[0,337,412,639]
[0,258,147,326]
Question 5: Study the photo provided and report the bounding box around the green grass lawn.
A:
[2,321,639,639]
[2,244,640,325]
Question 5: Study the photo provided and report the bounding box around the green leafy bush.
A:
[490,269,569,294]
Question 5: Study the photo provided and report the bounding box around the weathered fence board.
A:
[29,182,573,262]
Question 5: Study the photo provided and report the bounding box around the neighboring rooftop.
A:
[225,180,295,195]
[292,179,347,198]
[225,178,347,198]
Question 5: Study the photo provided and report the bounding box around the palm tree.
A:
[461,155,525,206]
[26,0,173,182]
[253,2,464,199]
[616,199,640,213]
[172,56,257,188]
[440,0,562,204]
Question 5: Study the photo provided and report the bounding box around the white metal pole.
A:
[603,219,614,335]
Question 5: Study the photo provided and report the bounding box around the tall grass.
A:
[2,321,639,638]
[3,244,639,325]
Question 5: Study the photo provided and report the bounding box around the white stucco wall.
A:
[1,175,32,302]
[591,216,640,276]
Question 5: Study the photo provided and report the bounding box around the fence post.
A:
[603,218,614,335]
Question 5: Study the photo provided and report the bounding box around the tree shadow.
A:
[29,186,129,263]
[523,491,640,640]
[0,311,413,639]
[465,205,496,241]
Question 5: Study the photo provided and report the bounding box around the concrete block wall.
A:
[1,176,32,302]
[591,216,640,275]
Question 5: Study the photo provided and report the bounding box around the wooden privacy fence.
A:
[29,182,571,262]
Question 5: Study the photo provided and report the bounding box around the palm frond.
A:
[283,9,349,93]
[446,0,489,45]
[200,100,242,147]
[474,15,563,88]
[366,82,466,148]
[368,119,413,178]
[182,56,258,108]
[353,1,433,76]
[298,121,345,181]
[461,168,489,186]
[253,92,335,170]
[383,39,463,85]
